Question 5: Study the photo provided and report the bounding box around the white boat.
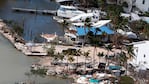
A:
[57,5,85,18]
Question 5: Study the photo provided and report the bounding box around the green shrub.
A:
[119,76,134,84]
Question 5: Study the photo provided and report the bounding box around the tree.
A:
[98,0,107,10]
[129,20,147,34]
[126,45,135,59]
[143,23,149,39]
[92,28,101,66]
[83,50,90,71]
[46,45,55,57]
[118,51,128,66]
[83,17,92,46]
[61,19,70,33]
[122,45,135,75]
[57,52,64,62]
[105,44,113,65]
[76,49,82,67]
[97,52,104,62]
[62,49,72,71]
[67,56,75,64]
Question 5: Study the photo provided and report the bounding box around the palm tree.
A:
[46,45,55,57]
[61,19,69,33]
[118,51,128,66]
[57,52,64,63]
[76,49,82,67]
[124,45,135,75]
[97,52,104,62]
[92,28,101,66]
[83,17,92,46]
[62,49,73,72]
[105,44,113,65]
[83,50,90,71]
[126,45,135,59]
[67,56,75,64]
[143,23,149,39]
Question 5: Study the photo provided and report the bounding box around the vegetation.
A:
[3,20,24,36]
[119,76,134,84]
[31,68,47,76]
[141,12,149,17]
[46,45,55,57]
[83,50,90,70]
[129,20,149,39]
[11,23,24,36]
[122,2,128,8]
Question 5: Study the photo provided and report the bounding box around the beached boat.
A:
[57,5,85,18]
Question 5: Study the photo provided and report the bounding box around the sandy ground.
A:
[1,21,121,67]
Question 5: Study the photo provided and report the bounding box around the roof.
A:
[76,26,114,36]
[60,5,77,9]
[92,20,111,28]
[41,34,57,42]
[56,0,73,2]
[141,16,149,23]
[69,13,94,22]
[131,13,141,21]
[72,20,111,27]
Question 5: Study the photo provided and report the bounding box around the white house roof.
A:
[56,0,73,3]
[131,13,141,21]
[69,13,94,22]
[130,40,149,45]
[72,22,85,26]
[120,13,130,18]
[92,20,111,28]
[60,5,77,9]
[72,20,111,28]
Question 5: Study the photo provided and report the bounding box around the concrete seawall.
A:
[0,20,47,56]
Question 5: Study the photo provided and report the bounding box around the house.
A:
[135,0,149,12]
[41,33,58,42]
[129,41,149,70]
[107,0,149,12]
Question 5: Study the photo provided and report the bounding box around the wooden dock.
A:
[12,7,57,15]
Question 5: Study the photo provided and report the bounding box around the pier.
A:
[12,7,57,15]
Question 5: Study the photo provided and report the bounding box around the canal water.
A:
[0,0,71,84]
[0,34,71,84]
[0,0,64,42]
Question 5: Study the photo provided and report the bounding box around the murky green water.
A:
[0,34,71,84]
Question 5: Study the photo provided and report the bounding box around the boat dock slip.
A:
[12,7,57,15]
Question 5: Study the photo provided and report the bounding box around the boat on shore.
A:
[57,5,85,18]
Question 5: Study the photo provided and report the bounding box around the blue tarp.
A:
[89,78,100,83]
[109,65,121,70]
[76,26,114,36]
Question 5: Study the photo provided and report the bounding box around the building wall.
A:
[135,0,149,12]
[133,41,149,67]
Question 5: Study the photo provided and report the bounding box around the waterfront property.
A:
[129,41,149,70]
[65,20,114,42]
[76,26,114,36]
[69,12,100,22]
[135,0,149,12]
